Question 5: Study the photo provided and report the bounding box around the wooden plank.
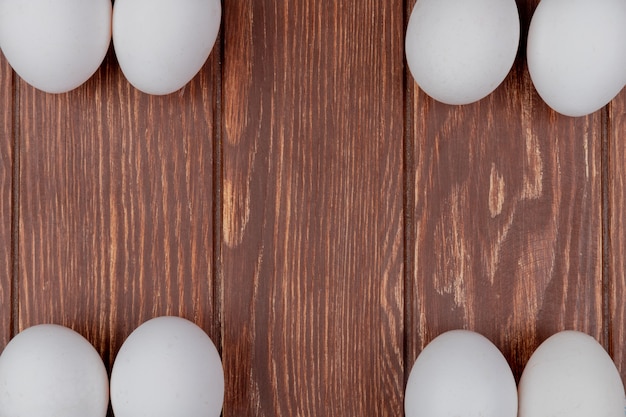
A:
[0,54,13,349]
[221,1,405,415]
[610,91,626,380]
[16,51,219,367]
[407,0,604,380]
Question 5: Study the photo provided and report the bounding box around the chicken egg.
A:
[405,329,517,417]
[527,0,626,117]
[405,0,520,105]
[112,0,221,95]
[0,324,109,417]
[0,0,112,93]
[110,316,224,417]
[518,330,625,417]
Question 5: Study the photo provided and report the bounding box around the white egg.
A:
[113,0,221,95]
[110,316,224,417]
[0,324,109,417]
[0,0,111,94]
[405,330,517,417]
[519,330,625,417]
[405,0,520,105]
[527,0,626,117]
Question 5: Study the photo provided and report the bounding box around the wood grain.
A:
[2,0,624,415]
[16,49,220,367]
[407,0,604,380]
[221,1,405,415]
[0,54,13,349]
[610,91,626,379]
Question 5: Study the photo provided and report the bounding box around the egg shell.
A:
[405,0,520,105]
[518,330,625,417]
[527,0,626,117]
[0,324,109,417]
[0,0,112,94]
[110,316,224,417]
[405,329,517,417]
[113,0,221,95]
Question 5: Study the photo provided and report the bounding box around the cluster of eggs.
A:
[405,329,625,417]
[0,316,224,417]
[406,0,626,117]
[0,0,221,95]
[2,0,625,117]
[1,322,620,417]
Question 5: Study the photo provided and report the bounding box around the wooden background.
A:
[1,0,625,415]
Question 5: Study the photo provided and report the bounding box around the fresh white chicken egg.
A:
[527,0,626,117]
[0,324,109,417]
[110,316,224,417]
[112,0,221,95]
[0,0,112,93]
[405,0,520,105]
[405,330,517,417]
[518,331,625,417]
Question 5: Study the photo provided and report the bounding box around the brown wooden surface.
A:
[408,0,604,380]
[221,1,404,416]
[15,49,219,367]
[610,92,626,375]
[0,0,624,416]
[0,56,12,348]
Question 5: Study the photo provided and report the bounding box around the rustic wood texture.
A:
[221,1,405,415]
[407,0,604,380]
[610,91,626,375]
[0,55,12,348]
[15,49,219,367]
[0,0,624,415]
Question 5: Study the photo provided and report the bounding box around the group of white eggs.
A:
[405,329,625,417]
[0,0,222,95]
[0,316,224,417]
[406,0,626,117]
[0,321,622,417]
[2,0,625,117]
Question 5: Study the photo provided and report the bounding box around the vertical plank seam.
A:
[10,72,20,338]
[213,13,225,356]
[601,104,611,354]
[402,0,415,389]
